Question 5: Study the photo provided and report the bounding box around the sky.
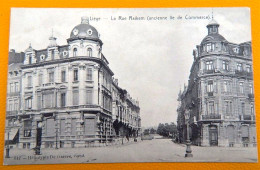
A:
[9,8,251,128]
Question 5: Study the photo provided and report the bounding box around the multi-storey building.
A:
[177,19,256,147]
[112,78,141,139]
[5,50,25,148]
[10,17,141,149]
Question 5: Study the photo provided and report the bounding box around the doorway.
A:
[209,126,218,146]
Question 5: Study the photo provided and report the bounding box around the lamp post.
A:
[55,127,58,149]
[5,129,10,158]
[184,110,193,157]
[35,122,43,155]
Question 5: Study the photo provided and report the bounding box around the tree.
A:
[143,129,150,135]
[157,122,177,137]
[150,128,156,134]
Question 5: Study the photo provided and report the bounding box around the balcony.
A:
[203,69,214,74]
[239,115,255,121]
[42,82,56,87]
[235,70,253,78]
[208,92,214,97]
[201,114,221,120]
[6,111,18,117]
[7,92,20,97]
[248,93,254,99]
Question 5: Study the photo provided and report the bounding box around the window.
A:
[49,71,54,83]
[87,48,92,57]
[206,43,212,52]
[225,101,232,115]
[14,82,19,92]
[61,70,66,82]
[239,82,244,93]
[25,98,32,109]
[206,61,213,70]
[208,102,215,115]
[73,69,78,81]
[51,50,55,60]
[87,68,92,81]
[10,83,14,93]
[14,100,18,111]
[241,103,245,115]
[233,47,239,53]
[207,81,213,92]
[222,61,229,70]
[29,56,32,64]
[8,101,13,111]
[61,92,66,107]
[73,48,77,57]
[28,76,32,87]
[246,65,252,73]
[24,120,32,137]
[43,92,54,108]
[38,74,43,86]
[251,104,254,115]
[73,88,79,105]
[224,81,227,92]
[24,130,31,137]
[237,63,243,71]
[37,95,41,110]
[249,84,253,94]
[86,88,93,104]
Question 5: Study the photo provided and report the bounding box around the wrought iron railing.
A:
[202,114,221,120]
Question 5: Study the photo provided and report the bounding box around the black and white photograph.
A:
[4,8,257,164]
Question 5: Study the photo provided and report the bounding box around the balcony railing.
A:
[7,92,20,96]
[235,70,253,78]
[240,115,255,121]
[203,69,214,74]
[6,111,18,116]
[248,93,254,99]
[43,82,56,87]
[208,92,214,96]
[202,114,221,120]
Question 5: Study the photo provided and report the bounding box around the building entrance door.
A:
[209,126,218,146]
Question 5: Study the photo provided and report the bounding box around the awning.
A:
[5,128,19,141]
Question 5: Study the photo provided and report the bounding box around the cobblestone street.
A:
[4,138,258,165]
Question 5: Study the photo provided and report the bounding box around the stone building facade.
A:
[6,17,141,149]
[5,50,24,148]
[177,19,256,147]
[112,79,141,139]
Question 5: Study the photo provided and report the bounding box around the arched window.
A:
[87,48,92,57]
[73,48,77,57]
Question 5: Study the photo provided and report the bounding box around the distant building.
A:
[112,79,141,138]
[177,19,256,147]
[5,50,24,148]
[6,17,141,149]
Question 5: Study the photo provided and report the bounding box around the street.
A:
[4,138,258,165]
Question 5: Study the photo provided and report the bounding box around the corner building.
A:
[18,17,141,149]
[177,19,256,147]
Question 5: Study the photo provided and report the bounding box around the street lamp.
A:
[35,122,43,155]
[184,110,193,157]
[5,129,10,158]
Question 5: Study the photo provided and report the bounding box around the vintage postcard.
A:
[4,8,257,165]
